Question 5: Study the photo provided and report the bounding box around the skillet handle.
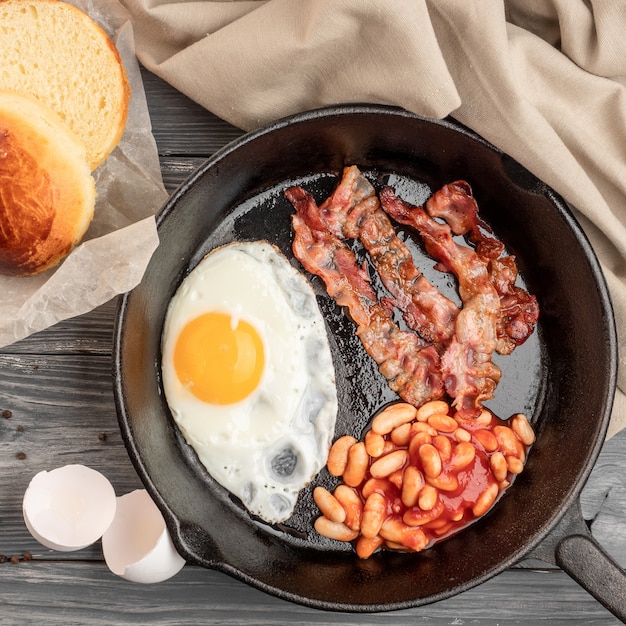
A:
[555,533,626,622]
[529,500,626,622]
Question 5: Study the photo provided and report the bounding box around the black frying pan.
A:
[112,105,623,617]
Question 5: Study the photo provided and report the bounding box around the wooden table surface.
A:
[2,68,626,625]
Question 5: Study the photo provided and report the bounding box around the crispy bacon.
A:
[315,166,459,346]
[425,181,539,353]
[286,186,444,407]
[380,186,502,419]
[488,256,540,354]
[286,171,539,422]
[426,181,504,259]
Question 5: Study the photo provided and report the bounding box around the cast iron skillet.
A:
[113,105,624,617]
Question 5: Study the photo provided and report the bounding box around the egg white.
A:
[161,241,338,523]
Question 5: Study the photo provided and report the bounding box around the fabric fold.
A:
[122,0,461,128]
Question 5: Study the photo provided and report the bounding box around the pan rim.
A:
[112,103,618,612]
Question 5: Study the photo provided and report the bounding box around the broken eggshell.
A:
[22,464,117,552]
[102,489,186,583]
[23,466,185,584]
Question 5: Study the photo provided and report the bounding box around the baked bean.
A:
[506,456,524,475]
[356,535,384,559]
[473,429,498,452]
[490,451,508,482]
[433,522,455,537]
[380,515,428,551]
[403,500,444,526]
[382,440,397,455]
[493,425,524,458]
[476,409,494,425]
[511,413,535,446]
[454,427,472,442]
[450,441,476,470]
[472,483,499,517]
[333,485,363,531]
[419,443,442,478]
[416,400,450,422]
[426,472,459,492]
[343,441,369,487]
[407,434,427,467]
[370,449,408,479]
[410,422,437,436]
[391,422,412,446]
[388,469,404,490]
[314,516,359,542]
[371,402,417,435]
[318,396,531,559]
[384,540,407,551]
[428,413,458,433]
[401,466,424,508]
[365,430,386,458]
[361,493,387,538]
[433,434,452,462]
[327,435,357,476]
[424,516,452,530]
[417,484,438,511]
[313,486,346,523]
[408,432,432,462]
[361,477,394,500]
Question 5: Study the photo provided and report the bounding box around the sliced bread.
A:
[0,89,96,276]
[0,0,130,170]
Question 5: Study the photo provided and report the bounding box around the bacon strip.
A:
[379,186,502,419]
[425,180,504,259]
[286,186,444,407]
[488,256,540,355]
[425,181,539,354]
[315,166,459,346]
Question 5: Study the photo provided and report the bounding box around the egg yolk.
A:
[173,312,265,405]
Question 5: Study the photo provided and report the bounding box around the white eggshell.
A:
[22,464,117,552]
[101,489,185,583]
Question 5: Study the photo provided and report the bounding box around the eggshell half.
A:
[22,464,117,551]
[102,489,185,583]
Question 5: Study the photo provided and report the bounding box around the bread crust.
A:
[0,91,96,276]
[0,0,130,170]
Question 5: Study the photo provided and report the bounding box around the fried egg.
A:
[161,241,338,524]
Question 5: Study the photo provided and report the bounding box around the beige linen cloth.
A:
[120,0,626,437]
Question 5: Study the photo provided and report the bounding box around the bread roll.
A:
[0,0,130,170]
[0,90,96,276]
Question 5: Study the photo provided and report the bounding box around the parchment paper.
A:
[0,0,166,348]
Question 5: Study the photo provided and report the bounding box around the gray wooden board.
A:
[1,67,625,624]
[0,563,622,625]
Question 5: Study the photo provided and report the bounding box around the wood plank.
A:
[0,562,620,625]
[159,156,209,192]
[140,68,244,157]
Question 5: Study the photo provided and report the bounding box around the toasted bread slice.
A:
[0,0,130,170]
[0,89,96,276]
